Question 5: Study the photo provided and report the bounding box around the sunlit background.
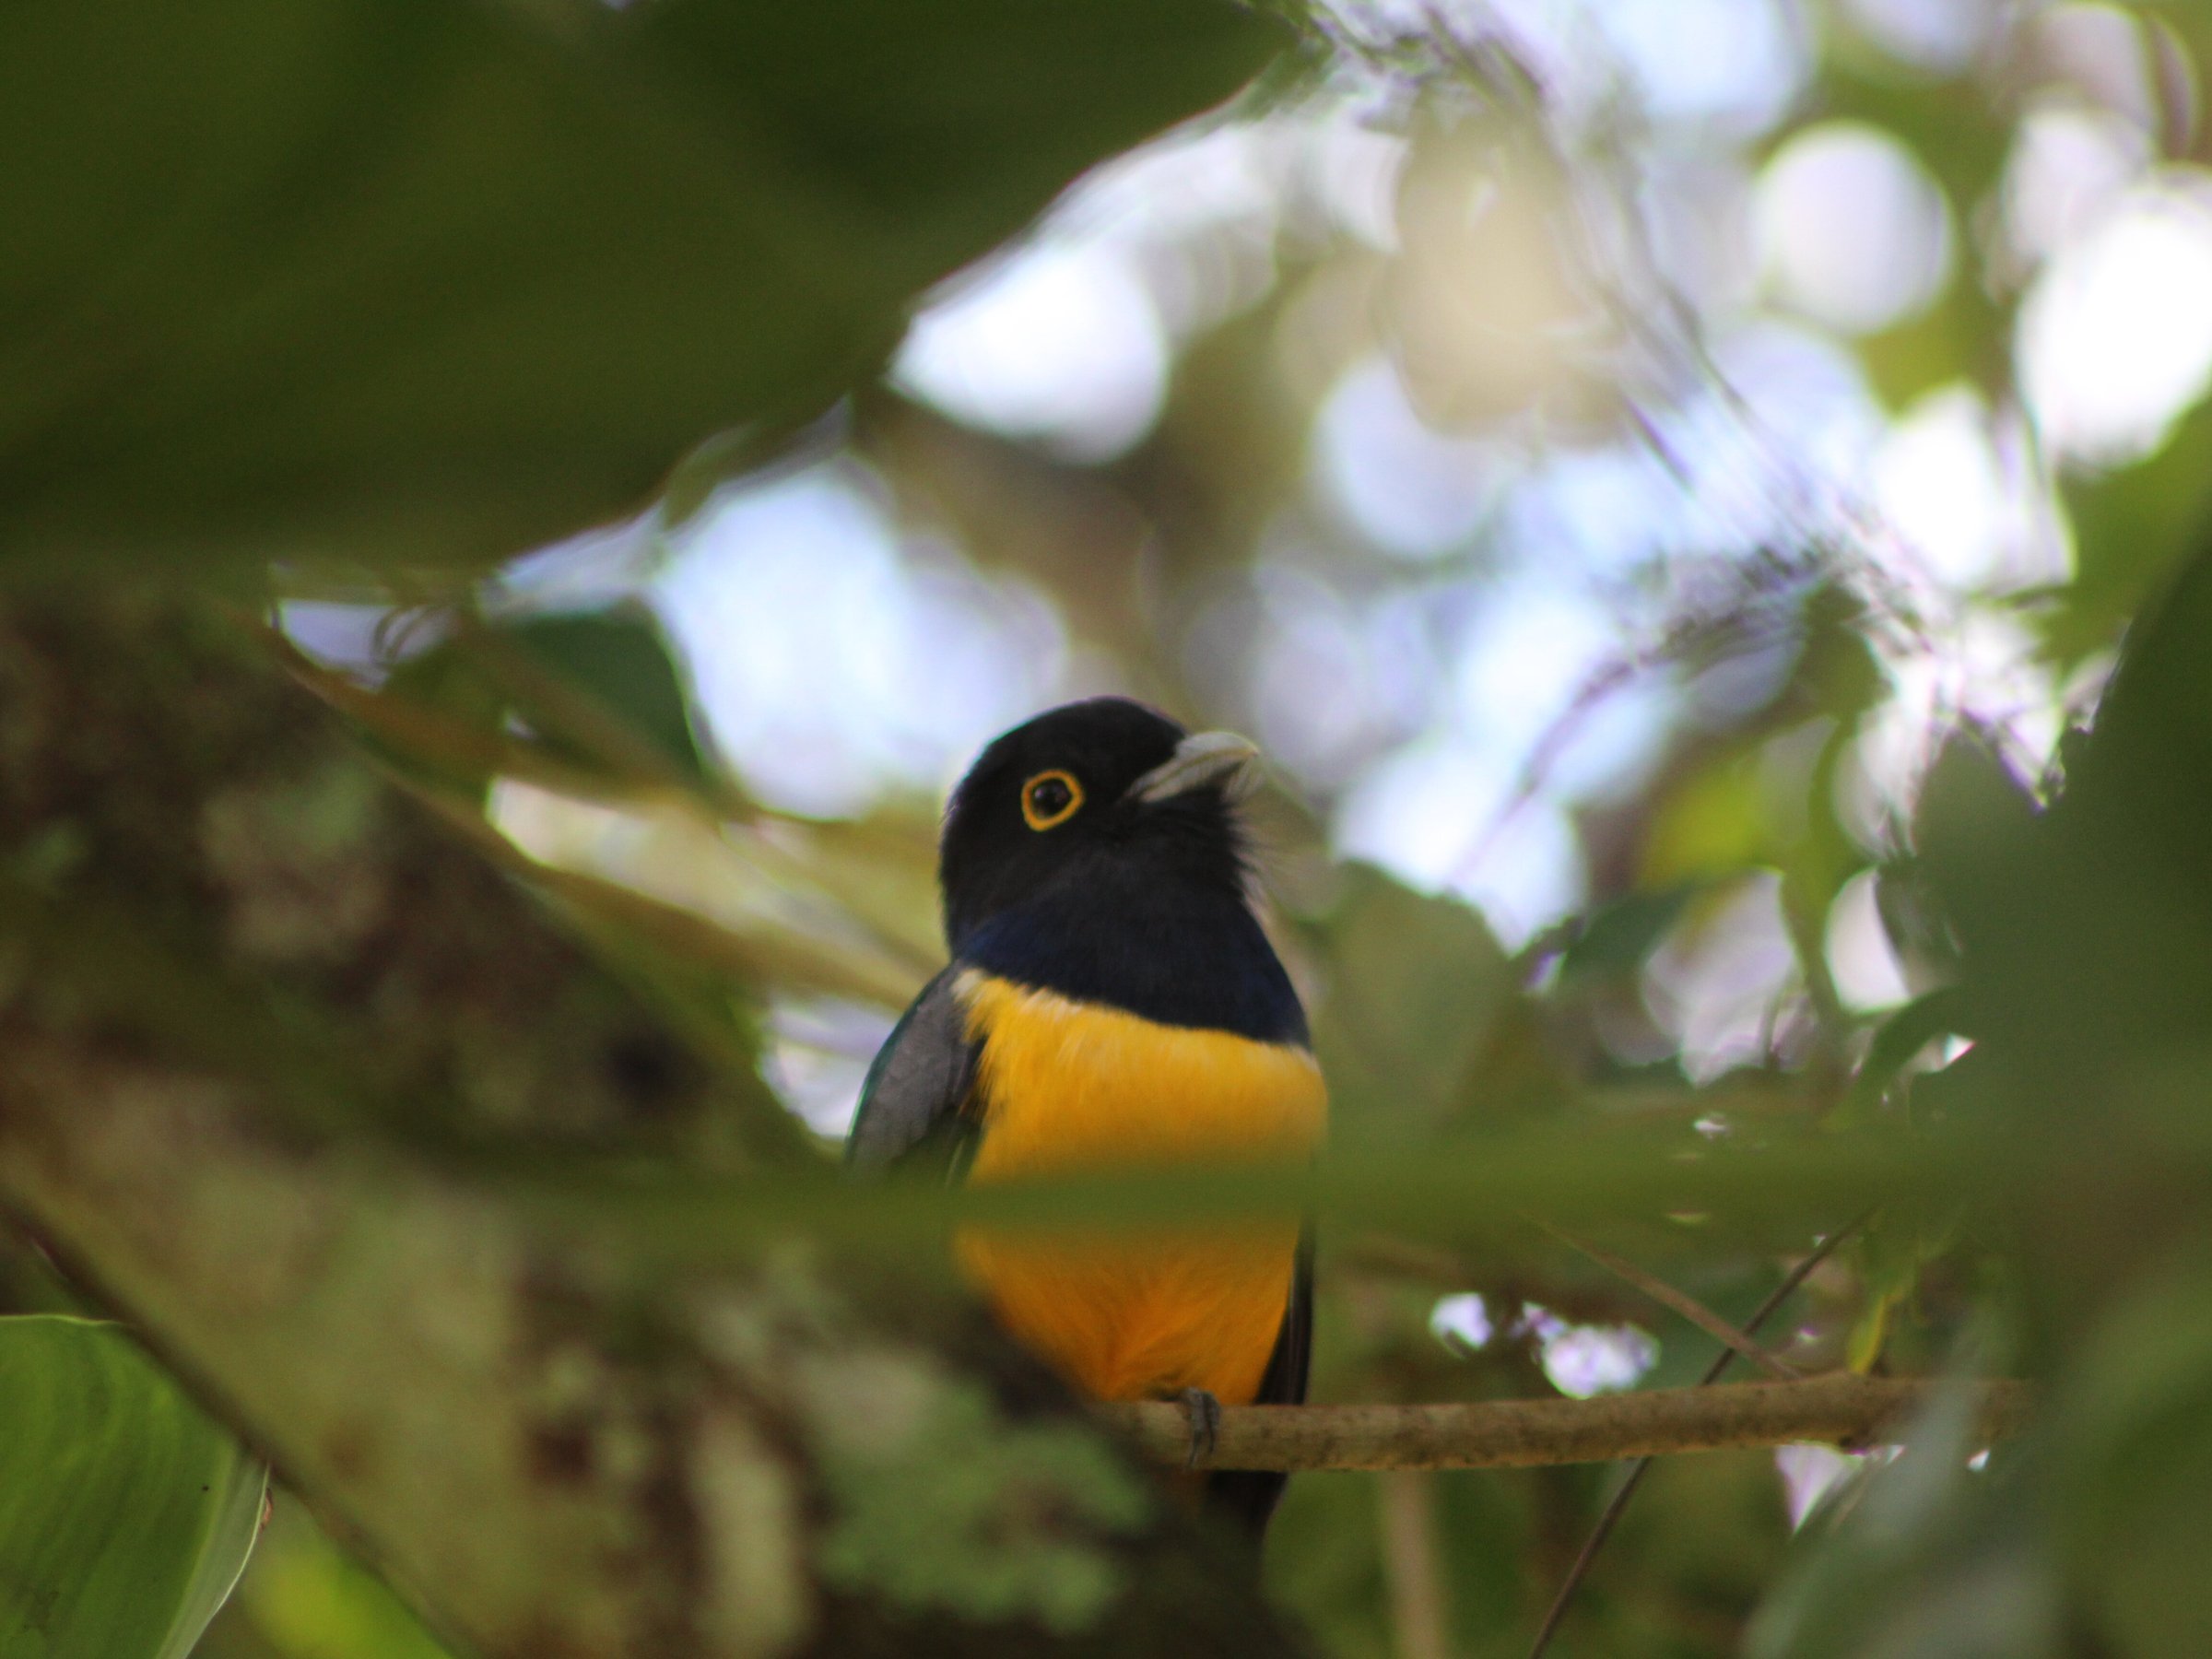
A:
[452,0,2207,1092]
[678,2,2191,918]
[256,0,2212,1647]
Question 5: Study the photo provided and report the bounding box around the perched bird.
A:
[847,697,1325,1537]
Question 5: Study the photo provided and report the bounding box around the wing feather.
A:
[845,967,980,1177]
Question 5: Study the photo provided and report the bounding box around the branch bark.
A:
[0,593,1296,1658]
[1102,1376,2032,1472]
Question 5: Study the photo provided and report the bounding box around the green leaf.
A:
[1555,882,1703,989]
[0,1315,267,1659]
[1836,987,1965,1122]
[1918,544,2212,1142]
[2057,1247,2212,1658]
[0,0,1284,578]
[2048,398,2212,667]
[377,604,715,796]
[1304,863,1514,1141]
[1641,759,1768,886]
[504,609,712,785]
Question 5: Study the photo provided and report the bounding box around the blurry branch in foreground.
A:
[1106,1375,2030,1472]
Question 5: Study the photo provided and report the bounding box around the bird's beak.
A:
[1129,730,1263,804]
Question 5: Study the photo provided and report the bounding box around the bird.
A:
[846,696,1325,1538]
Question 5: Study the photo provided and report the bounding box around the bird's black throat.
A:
[954,853,1309,1048]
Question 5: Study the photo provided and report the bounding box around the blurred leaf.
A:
[1878,537,2212,1648]
[1603,1452,1791,1654]
[1644,587,1881,900]
[0,1315,266,1659]
[503,608,712,783]
[1642,760,1767,887]
[2056,1243,2212,1657]
[462,782,937,1007]
[1919,540,2212,1131]
[1837,988,1965,1123]
[379,603,714,796]
[1846,1220,1932,1376]
[1433,1467,1542,1654]
[1794,587,1885,721]
[2049,397,2212,667]
[1265,1473,1391,1659]
[1556,883,1703,990]
[0,0,1284,578]
[1305,864,1514,1141]
[529,854,924,1013]
[1746,1390,2058,1659]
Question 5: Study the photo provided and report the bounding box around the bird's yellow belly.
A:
[950,971,1326,1405]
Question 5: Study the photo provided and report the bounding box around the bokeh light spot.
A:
[1756,122,1954,335]
[1313,357,1507,558]
[654,466,1065,816]
[2019,183,2212,465]
[893,242,1170,462]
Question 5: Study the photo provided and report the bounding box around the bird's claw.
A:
[1179,1386,1222,1469]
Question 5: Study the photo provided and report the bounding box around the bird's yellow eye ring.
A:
[1020,769,1084,831]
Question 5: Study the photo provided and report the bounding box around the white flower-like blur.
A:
[2019,182,2212,465]
[1757,123,1954,336]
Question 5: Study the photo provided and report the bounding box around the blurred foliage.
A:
[12,0,2212,1654]
[0,0,1280,576]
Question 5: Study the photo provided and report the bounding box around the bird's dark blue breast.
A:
[955,864,1309,1047]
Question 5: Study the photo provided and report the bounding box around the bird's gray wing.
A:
[844,966,981,1179]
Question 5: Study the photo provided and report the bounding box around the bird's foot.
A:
[1178,1387,1222,1469]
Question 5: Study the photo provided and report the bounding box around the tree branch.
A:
[1102,1375,2031,1472]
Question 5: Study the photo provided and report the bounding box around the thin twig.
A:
[1345,1226,1800,1380]
[1542,1224,1800,1382]
[1524,1217,1869,1659]
[1106,1371,2027,1472]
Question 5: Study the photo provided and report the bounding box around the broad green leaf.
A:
[2056,1249,2212,1658]
[1641,760,1769,887]
[0,0,1283,578]
[0,1315,267,1659]
[1919,542,2212,1141]
[1303,863,1513,1141]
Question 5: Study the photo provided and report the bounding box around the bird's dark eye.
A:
[1020,769,1084,831]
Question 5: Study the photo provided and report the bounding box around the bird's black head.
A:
[938,697,1259,951]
